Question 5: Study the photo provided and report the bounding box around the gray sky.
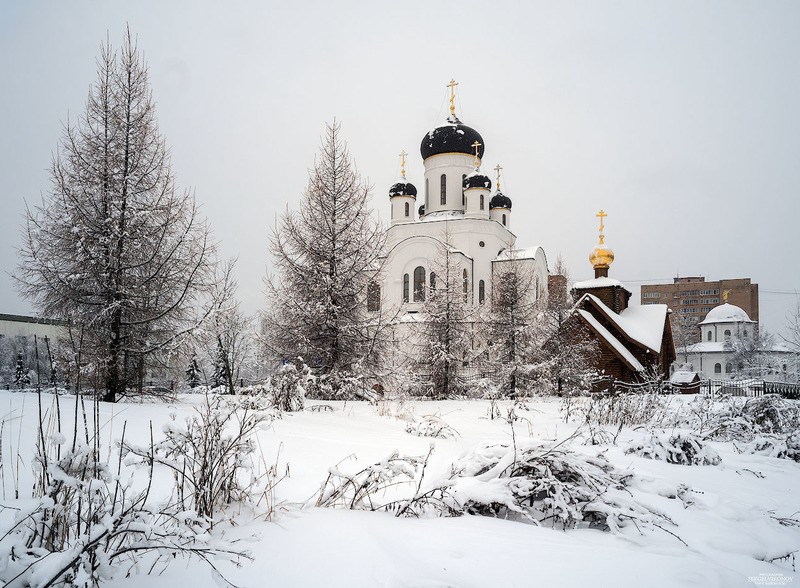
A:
[1,0,799,336]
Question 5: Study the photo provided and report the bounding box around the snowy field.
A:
[2,391,799,587]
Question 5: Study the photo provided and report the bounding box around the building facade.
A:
[641,277,759,342]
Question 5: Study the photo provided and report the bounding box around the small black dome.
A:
[418,204,426,217]
[463,172,491,191]
[389,181,417,198]
[420,115,485,161]
[489,191,512,210]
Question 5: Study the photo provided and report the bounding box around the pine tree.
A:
[14,352,29,387]
[211,339,231,391]
[265,121,385,393]
[16,29,216,402]
[185,353,201,389]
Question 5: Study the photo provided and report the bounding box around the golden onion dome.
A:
[590,244,614,269]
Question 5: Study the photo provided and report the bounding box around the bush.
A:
[626,433,722,466]
[406,415,459,439]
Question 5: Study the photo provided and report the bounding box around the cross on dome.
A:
[494,164,503,191]
[471,140,482,170]
[596,209,607,245]
[447,79,459,117]
[399,150,407,179]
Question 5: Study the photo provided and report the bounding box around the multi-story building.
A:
[640,277,758,343]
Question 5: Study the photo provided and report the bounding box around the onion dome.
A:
[420,115,485,161]
[489,190,512,209]
[463,171,492,190]
[418,204,426,217]
[389,181,417,198]
[589,244,614,270]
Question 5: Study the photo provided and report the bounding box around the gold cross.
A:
[447,79,459,116]
[494,164,503,191]
[596,209,607,244]
[723,289,731,303]
[471,140,481,169]
[399,150,407,179]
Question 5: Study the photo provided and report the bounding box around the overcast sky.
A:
[1,1,798,336]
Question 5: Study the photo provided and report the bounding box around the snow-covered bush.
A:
[124,393,275,522]
[406,415,459,439]
[306,370,371,401]
[266,359,310,411]
[701,395,800,442]
[626,433,722,466]
[736,432,800,462]
[572,392,670,428]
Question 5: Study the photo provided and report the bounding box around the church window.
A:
[502,213,507,226]
[404,202,410,217]
[714,363,722,374]
[463,269,469,302]
[724,329,731,339]
[367,281,380,312]
[479,280,485,304]
[413,266,426,302]
[425,178,429,211]
[480,194,484,210]
[707,331,713,342]
[462,174,466,206]
[725,363,732,374]
[440,174,446,205]
[430,272,437,290]
[479,241,485,248]
[403,274,409,303]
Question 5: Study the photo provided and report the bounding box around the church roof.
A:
[698,303,754,325]
[579,293,668,353]
[494,246,543,262]
[420,115,485,161]
[572,276,632,294]
[577,309,645,372]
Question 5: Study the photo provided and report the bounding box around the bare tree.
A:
[265,121,386,392]
[16,29,216,402]
[671,310,700,364]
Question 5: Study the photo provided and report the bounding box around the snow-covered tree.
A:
[14,352,30,387]
[482,257,539,397]
[185,352,201,389]
[415,238,473,399]
[265,121,386,391]
[16,30,216,402]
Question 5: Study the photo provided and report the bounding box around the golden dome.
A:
[590,244,614,269]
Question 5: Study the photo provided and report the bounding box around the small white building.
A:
[679,303,799,381]
[374,88,549,326]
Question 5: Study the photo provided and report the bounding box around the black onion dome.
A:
[463,172,491,190]
[420,115,485,161]
[418,204,426,216]
[389,181,417,198]
[489,191,512,209]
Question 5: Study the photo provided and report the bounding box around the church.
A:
[375,81,549,323]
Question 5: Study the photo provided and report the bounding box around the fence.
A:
[699,379,800,399]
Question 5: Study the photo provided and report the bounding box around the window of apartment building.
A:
[643,292,660,299]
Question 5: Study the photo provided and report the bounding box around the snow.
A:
[573,276,632,294]
[2,392,799,587]
[578,308,646,371]
[671,370,699,384]
[583,293,668,353]
[494,246,543,261]
[700,303,754,325]
[419,210,466,222]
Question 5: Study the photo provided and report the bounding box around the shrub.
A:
[626,433,722,466]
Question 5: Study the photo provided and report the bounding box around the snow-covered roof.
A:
[581,293,667,353]
[577,309,645,372]
[493,246,542,262]
[419,210,466,222]
[572,276,632,294]
[698,303,754,325]
[670,370,699,384]
[685,340,796,354]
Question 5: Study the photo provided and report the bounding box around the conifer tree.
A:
[16,29,216,402]
[265,121,386,393]
[185,353,201,389]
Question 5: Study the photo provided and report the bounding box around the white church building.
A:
[373,83,549,322]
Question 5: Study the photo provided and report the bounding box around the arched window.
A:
[714,363,722,374]
[725,363,732,374]
[502,213,507,226]
[430,272,437,290]
[425,178,429,211]
[367,281,380,312]
[724,329,731,339]
[440,174,447,205]
[463,269,469,302]
[402,274,409,303]
[413,266,426,302]
[480,194,484,210]
[404,202,410,217]
[707,331,713,342]
[479,280,485,304]
[462,174,466,206]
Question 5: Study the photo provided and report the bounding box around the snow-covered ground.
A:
[2,392,799,587]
